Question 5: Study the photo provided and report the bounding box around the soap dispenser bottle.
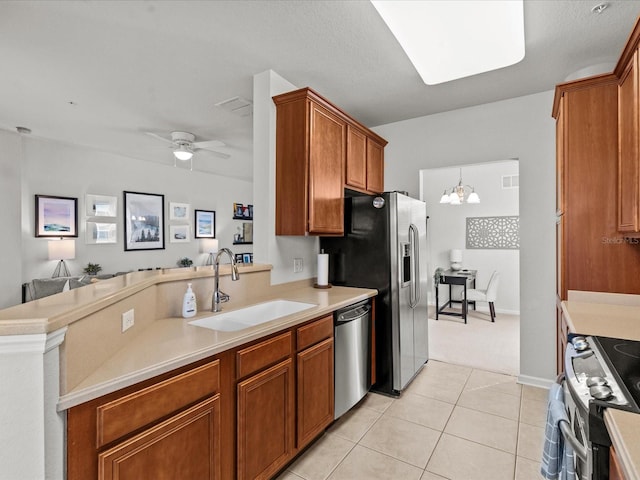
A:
[182,283,197,318]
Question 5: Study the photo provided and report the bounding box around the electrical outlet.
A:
[121,309,135,332]
[293,258,303,273]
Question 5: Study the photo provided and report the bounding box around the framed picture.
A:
[233,203,244,218]
[35,194,78,237]
[169,202,190,221]
[235,253,244,264]
[169,225,190,243]
[194,209,216,238]
[123,191,165,251]
[242,253,253,264]
[86,222,117,244]
[85,194,117,218]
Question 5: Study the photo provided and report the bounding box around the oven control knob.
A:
[586,376,608,387]
[589,384,613,400]
[572,336,589,351]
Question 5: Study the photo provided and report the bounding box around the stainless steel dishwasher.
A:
[334,299,372,419]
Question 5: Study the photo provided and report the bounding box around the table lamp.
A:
[450,249,462,271]
[48,239,75,277]
[201,238,219,266]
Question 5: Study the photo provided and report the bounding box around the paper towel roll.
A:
[317,253,329,286]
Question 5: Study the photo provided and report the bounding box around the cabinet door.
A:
[346,125,367,190]
[556,302,568,375]
[618,50,640,233]
[308,102,346,235]
[366,138,385,194]
[609,445,624,480]
[556,96,565,216]
[297,337,334,448]
[98,395,220,480]
[237,359,294,480]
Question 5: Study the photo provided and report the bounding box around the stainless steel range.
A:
[563,334,640,479]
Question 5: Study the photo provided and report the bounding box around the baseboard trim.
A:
[517,374,554,389]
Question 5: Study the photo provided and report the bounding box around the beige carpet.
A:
[427,305,520,376]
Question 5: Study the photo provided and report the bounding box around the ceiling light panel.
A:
[371,0,525,85]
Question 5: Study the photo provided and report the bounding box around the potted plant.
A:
[178,257,193,268]
[433,267,444,286]
[83,263,103,276]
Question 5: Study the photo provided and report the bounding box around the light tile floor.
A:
[277,360,548,480]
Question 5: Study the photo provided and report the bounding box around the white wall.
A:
[0,131,253,307]
[423,161,520,313]
[0,130,23,307]
[253,70,319,285]
[373,90,556,384]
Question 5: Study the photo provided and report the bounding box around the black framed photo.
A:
[243,253,253,264]
[194,209,216,239]
[123,191,165,251]
[233,203,244,218]
[235,253,244,264]
[35,194,78,237]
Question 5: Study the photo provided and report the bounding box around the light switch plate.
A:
[293,258,303,273]
[121,309,135,332]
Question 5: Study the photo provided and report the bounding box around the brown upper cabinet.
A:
[616,40,640,234]
[273,87,387,236]
[346,125,386,194]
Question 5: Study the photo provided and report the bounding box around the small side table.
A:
[435,269,477,324]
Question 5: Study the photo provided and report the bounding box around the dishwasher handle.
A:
[335,304,371,325]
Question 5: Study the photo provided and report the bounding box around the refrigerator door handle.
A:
[409,223,420,308]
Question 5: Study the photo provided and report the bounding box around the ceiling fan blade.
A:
[145,132,175,145]
[196,149,231,160]
[192,139,225,149]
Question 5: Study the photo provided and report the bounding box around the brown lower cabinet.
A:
[610,445,624,480]
[98,395,221,480]
[67,314,337,480]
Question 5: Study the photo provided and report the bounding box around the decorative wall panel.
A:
[466,216,519,249]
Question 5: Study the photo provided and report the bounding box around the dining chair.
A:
[464,270,500,322]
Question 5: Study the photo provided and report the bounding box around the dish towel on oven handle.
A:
[541,383,576,480]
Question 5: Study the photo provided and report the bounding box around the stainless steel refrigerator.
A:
[321,191,428,396]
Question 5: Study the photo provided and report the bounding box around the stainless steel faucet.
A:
[212,248,240,312]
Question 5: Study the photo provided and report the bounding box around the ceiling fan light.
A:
[173,145,193,161]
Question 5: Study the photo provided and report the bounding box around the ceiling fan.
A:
[145,131,231,161]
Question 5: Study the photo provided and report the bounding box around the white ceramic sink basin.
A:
[188,299,317,332]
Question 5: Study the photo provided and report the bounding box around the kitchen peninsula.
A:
[0,265,376,479]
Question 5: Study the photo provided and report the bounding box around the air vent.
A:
[214,96,253,117]
[502,174,519,189]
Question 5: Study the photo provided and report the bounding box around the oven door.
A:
[560,375,591,479]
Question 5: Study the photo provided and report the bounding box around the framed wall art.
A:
[85,194,117,218]
[35,194,78,237]
[123,191,165,251]
[86,222,117,244]
[169,202,190,221]
[194,209,216,238]
[169,225,190,243]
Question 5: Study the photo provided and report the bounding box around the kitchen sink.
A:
[188,299,317,332]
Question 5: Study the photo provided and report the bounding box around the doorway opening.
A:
[420,160,520,375]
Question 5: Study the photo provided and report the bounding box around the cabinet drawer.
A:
[237,332,292,379]
[297,315,333,351]
[96,360,220,448]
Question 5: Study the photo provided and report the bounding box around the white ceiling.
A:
[1,0,639,181]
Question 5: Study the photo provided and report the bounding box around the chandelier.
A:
[439,168,480,205]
